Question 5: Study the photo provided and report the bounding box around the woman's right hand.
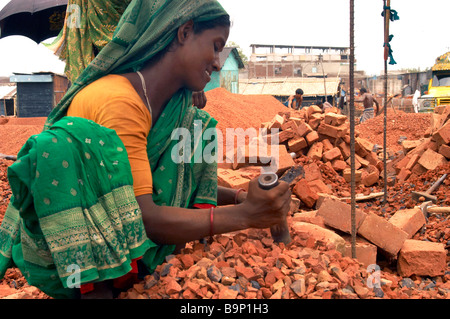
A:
[239,177,291,229]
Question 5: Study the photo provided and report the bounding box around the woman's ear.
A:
[177,20,195,45]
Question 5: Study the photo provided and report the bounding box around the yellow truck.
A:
[418,51,450,112]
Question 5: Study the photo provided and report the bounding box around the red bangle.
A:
[234,188,246,205]
[209,207,214,239]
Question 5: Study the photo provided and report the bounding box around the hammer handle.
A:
[427,174,447,194]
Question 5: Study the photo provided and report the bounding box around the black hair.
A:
[360,87,367,93]
[295,88,303,95]
[193,15,231,34]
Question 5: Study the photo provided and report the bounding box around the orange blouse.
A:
[67,74,153,196]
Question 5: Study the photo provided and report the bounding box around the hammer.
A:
[258,165,304,245]
[411,173,447,203]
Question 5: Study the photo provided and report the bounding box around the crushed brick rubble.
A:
[0,89,449,299]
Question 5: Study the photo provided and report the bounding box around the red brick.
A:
[343,168,362,183]
[405,153,420,170]
[439,144,450,159]
[217,168,250,190]
[235,266,258,281]
[268,114,285,131]
[364,151,382,167]
[165,278,182,295]
[418,148,448,171]
[337,141,351,159]
[305,130,319,145]
[397,240,446,277]
[342,235,377,268]
[402,139,423,153]
[322,147,342,162]
[291,222,346,254]
[296,121,313,137]
[355,137,374,155]
[317,123,347,139]
[324,113,347,126]
[317,197,367,234]
[306,142,323,161]
[288,136,308,153]
[321,139,334,152]
[275,145,296,174]
[357,212,408,255]
[397,167,412,182]
[292,211,326,228]
[432,120,450,144]
[308,179,332,195]
[388,207,426,239]
[304,162,322,182]
[292,179,319,208]
[355,154,370,168]
[307,105,323,117]
[331,159,347,172]
[395,155,411,173]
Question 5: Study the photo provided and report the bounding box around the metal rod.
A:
[383,0,391,205]
[349,0,356,259]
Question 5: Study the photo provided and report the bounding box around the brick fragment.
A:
[439,144,450,159]
[303,162,322,182]
[292,179,319,208]
[396,167,411,183]
[291,222,346,254]
[432,120,450,144]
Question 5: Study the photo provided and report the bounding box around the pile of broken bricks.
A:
[217,105,386,196]
[391,104,450,183]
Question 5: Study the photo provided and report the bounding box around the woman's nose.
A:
[212,54,221,72]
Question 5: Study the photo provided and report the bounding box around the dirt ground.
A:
[0,90,448,299]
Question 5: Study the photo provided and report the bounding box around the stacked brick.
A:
[393,104,450,182]
[261,106,386,188]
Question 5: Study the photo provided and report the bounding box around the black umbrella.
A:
[0,0,68,43]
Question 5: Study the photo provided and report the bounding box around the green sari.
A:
[0,0,227,298]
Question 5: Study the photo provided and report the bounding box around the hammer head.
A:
[419,201,433,220]
[411,191,437,203]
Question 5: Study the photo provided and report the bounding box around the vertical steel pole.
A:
[349,0,356,259]
[383,0,391,205]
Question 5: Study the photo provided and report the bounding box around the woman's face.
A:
[179,24,230,91]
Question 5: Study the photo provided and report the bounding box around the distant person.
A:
[316,99,332,111]
[356,88,380,123]
[284,88,304,110]
[412,90,421,113]
[338,86,346,110]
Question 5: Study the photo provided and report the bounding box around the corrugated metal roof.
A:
[0,85,16,99]
[239,77,340,96]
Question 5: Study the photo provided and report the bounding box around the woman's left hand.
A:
[192,91,207,109]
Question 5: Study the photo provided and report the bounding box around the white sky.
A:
[0,0,449,77]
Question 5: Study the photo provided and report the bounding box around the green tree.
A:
[227,41,248,66]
